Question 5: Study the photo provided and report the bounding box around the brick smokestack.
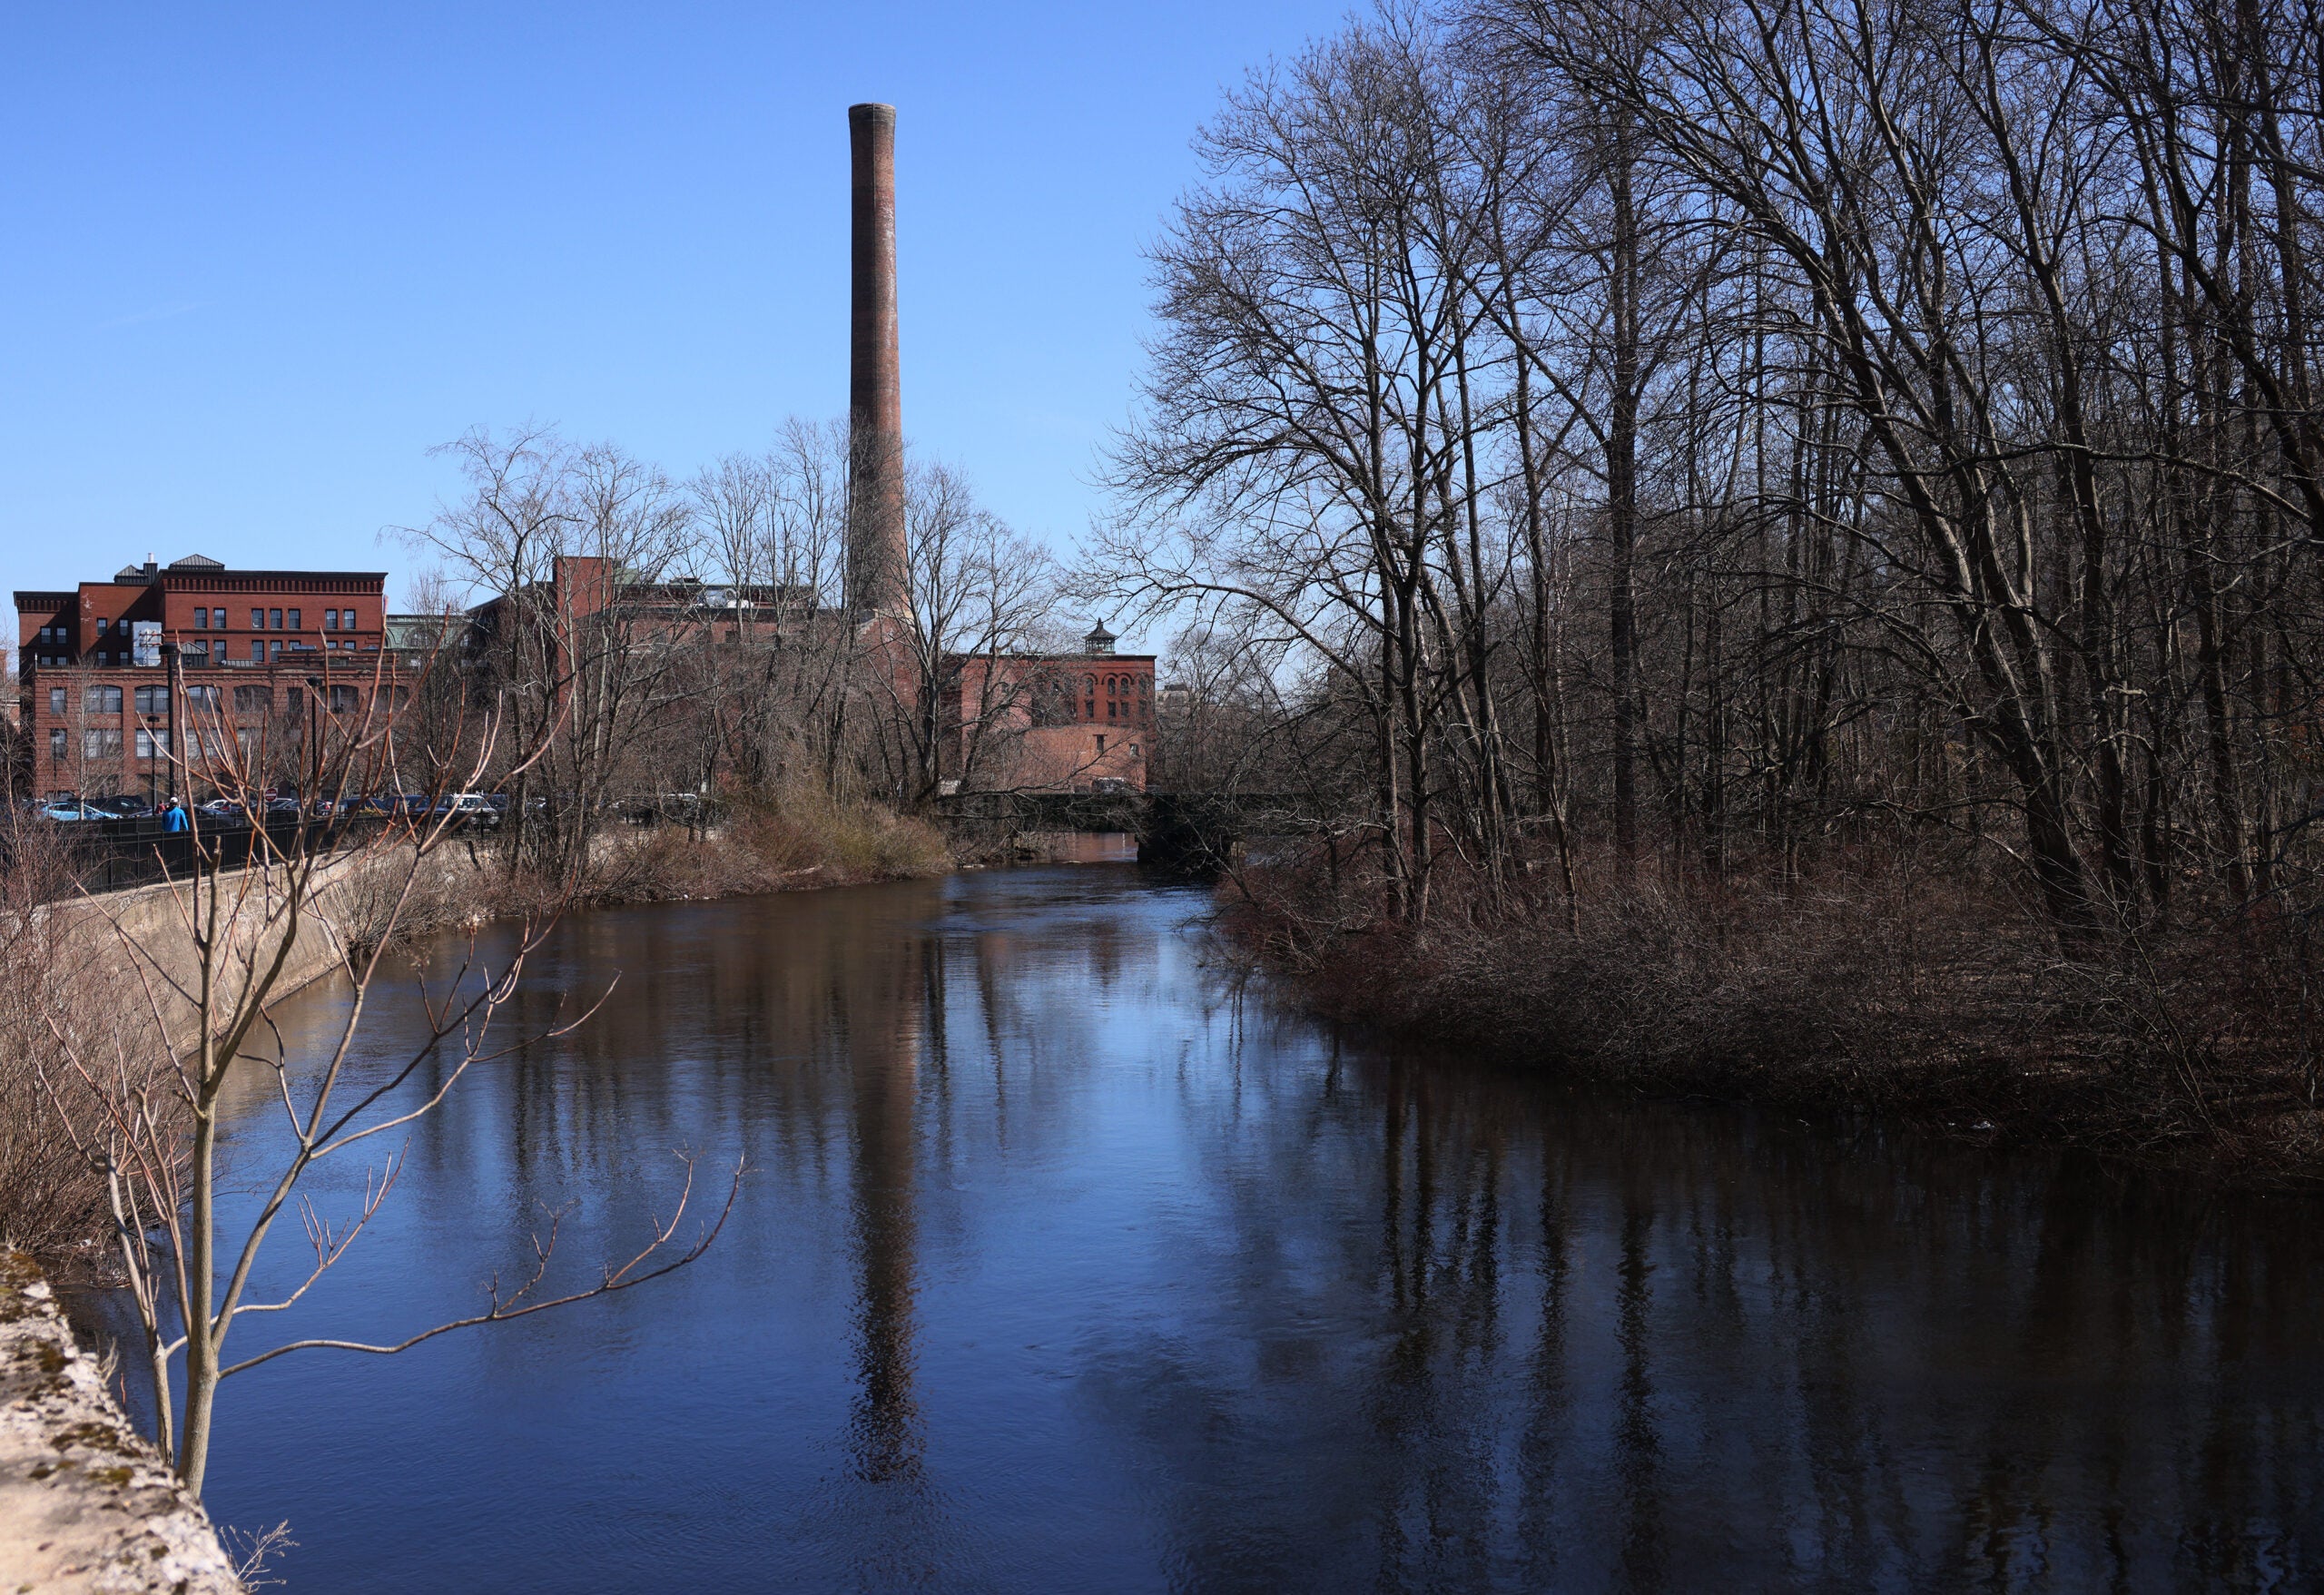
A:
[848,102,907,615]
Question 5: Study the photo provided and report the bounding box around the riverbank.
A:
[1218,858,2324,1187]
[341,789,956,951]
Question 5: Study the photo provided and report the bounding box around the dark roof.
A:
[169,553,223,569]
[153,569,388,588]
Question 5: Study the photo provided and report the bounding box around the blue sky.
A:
[0,1,1350,615]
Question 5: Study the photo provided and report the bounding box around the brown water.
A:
[173,861,2322,1591]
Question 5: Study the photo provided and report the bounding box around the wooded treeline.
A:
[393,419,1065,881]
[1101,0,2324,948]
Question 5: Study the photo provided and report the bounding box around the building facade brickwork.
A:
[15,554,404,802]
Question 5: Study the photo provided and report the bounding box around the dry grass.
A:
[341,785,952,950]
[1222,842,2324,1184]
[0,820,150,1276]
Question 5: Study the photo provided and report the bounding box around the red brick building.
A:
[15,554,399,802]
[943,623,1157,793]
[474,558,1157,796]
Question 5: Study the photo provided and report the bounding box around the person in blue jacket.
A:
[162,799,189,833]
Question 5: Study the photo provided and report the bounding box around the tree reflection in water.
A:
[180,866,2324,1594]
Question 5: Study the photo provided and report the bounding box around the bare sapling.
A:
[35,645,743,1499]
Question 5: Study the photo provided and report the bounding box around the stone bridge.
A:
[931,791,1330,873]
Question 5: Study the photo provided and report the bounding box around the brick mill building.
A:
[14,553,403,802]
[455,552,1157,794]
[941,623,1155,793]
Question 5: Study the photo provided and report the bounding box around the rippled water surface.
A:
[167,861,2323,1591]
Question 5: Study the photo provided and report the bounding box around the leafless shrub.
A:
[223,1519,297,1589]
[1227,839,2324,1179]
[0,814,157,1275]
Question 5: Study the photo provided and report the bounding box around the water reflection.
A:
[174,865,2324,1594]
[845,927,922,1485]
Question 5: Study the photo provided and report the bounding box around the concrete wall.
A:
[45,850,373,1049]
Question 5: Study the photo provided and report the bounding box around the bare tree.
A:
[36,645,738,1498]
[874,459,1060,802]
[400,428,701,881]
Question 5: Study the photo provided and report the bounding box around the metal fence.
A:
[35,813,395,896]
[23,794,725,898]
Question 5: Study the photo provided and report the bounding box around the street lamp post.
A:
[160,642,179,813]
[305,674,322,802]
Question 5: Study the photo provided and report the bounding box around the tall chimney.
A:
[848,103,907,615]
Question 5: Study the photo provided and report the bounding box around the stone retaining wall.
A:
[0,1252,239,1592]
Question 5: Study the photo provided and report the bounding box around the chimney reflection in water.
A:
[844,936,926,1483]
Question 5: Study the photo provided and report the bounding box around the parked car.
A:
[88,794,153,818]
[40,801,103,822]
[434,793,501,830]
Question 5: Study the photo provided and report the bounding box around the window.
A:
[84,684,122,714]
[194,606,209,629]
[84,729,121,759]
[133,684,168,715]
[251,608,264,630]
[269,639,282,659]
[329,685,359,714]
[324,609,338,631]
[342,608,357,629]
[184,685,221,712]
[287,608,300,630]
[270,609,283,630]
[249,639,264,662]
[48,729,64,765]
[47,687,64,715]
[235,685,271,714]
[134,729,169,759]
[1096,734,1107,754]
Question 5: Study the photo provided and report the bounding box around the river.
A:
[165,860,2321,1591]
